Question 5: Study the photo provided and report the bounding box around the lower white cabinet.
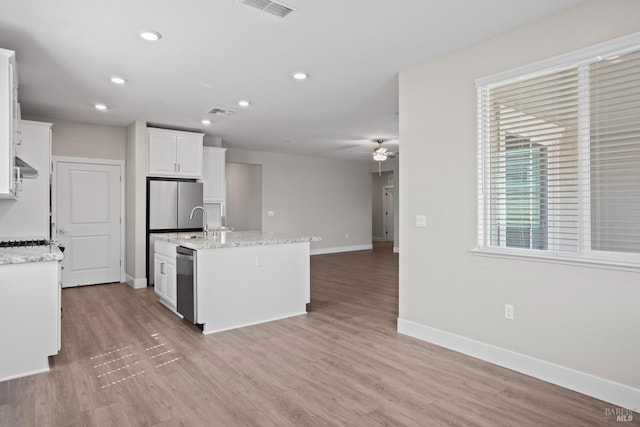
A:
[154,240,178,312]
[0,260,60,381]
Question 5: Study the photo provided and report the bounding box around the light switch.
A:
[415,214,427,227]
[267,211,275,217]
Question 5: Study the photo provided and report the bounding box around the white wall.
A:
[125,121,147,288]
[226,148,372,253]
[399,0,640,409]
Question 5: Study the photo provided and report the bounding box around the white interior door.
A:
[56,161,121,287]
[383,187,394,242]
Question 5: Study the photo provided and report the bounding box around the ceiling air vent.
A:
[238,0,295,18]
[208,108,236,116]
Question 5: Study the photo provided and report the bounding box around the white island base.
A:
[195,241,310,334]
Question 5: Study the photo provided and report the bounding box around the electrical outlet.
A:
[267,210,275,217]
[415,215,427,227]
[504,304,515,320]
[345,233,349,239]
[255,255,263,267]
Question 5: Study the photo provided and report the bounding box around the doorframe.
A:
[51,156,126,284]
[382,185,394,242]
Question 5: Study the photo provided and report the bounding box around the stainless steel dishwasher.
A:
[176,246,197,323]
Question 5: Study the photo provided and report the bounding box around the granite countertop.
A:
[0,244,64,265]
[155,231,321,250]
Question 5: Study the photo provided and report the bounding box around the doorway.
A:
[371,171,395,243]
[53,157,124,287]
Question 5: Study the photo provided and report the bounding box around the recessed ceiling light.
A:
[293,72,308,80]
[139,30,162,41]
[238,100,251,107]
[201,119,211,125]
[110,76,127,85]
[94,103,108,111]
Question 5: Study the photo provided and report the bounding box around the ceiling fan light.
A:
[373,152,387,162]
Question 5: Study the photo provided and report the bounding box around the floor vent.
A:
[238,0,294,18]
[208,108,236,116]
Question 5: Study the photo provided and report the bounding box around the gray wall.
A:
[23,117,126,160]
[399,0,640,397]
[226,148,372,252]
[226,162,262,231]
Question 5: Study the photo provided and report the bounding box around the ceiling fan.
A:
[371,139,398,162]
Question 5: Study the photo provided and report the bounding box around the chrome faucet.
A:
[189,206,207,238]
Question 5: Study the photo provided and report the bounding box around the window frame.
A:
[474,31,640,272]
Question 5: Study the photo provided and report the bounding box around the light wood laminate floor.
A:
[0,242,635,426]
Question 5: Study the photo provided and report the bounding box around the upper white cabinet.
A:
[202,147,226,203]
[0,48,19,199]
[148,128,204,178]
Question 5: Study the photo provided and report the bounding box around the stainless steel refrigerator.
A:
[147,178,203,285]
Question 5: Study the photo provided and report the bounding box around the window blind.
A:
[590,49,640,254]
[478,43,640,261]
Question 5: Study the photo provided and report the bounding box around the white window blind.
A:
[477,38,640,268]
[590,50,640,254]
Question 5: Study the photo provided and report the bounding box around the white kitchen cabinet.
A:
[202,146,226,203]
[154,239,178,313]
[0,48,20,198]
[0,121,52,238]
[0,260,60,381]
[153,255,166,297]
[164,261,177,307]
[148,128,203,178]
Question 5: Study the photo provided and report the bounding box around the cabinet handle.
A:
[160,262,166,274]
[174,163,177,172]
[177,163,181,173]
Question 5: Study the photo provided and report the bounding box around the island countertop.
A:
[154,231,321,250]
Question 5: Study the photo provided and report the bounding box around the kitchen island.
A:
[155,231,320,334]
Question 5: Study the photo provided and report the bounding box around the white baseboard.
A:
[125,274,147,289]
[0,366,50,383]
[311,244,373,255]
[202,311,307,335]
[397,318,640,412]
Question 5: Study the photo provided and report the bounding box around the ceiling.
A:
[0,0,586,160]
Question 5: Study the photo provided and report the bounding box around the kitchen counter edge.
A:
[155,232,321,250]
[0,245,64,265]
